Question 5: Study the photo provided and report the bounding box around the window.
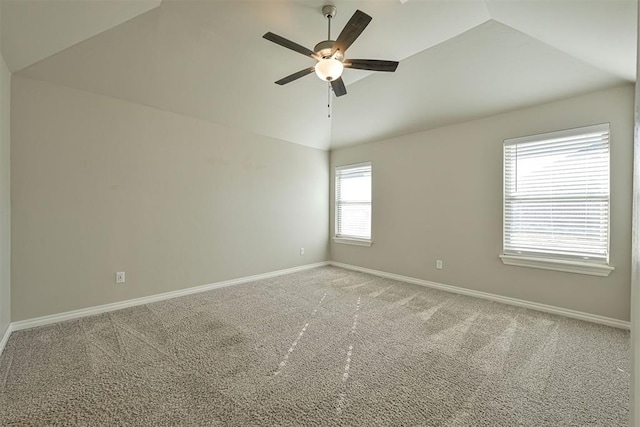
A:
[500,123,614,276]
[335,162,372,246]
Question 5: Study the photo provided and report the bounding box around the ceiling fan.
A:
[263,5,399,98]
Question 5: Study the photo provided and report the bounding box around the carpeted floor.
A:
[0,266,630,426]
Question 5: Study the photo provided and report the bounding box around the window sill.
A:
[333,237,373,247]
[499,254,614,277]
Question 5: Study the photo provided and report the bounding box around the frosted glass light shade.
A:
[315,58,344,81]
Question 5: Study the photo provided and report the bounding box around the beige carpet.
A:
[0,266,630,426]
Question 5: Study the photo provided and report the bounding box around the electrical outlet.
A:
[300,248,305,255]
[116,272,126,283]
[436,260,443,270]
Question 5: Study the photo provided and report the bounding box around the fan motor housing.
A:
[314,40,342,60]
[314,40,333,58]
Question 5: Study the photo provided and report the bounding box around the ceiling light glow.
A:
[315,58,344,81]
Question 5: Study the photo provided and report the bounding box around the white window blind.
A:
[336,162,372,240]
[503,123,610,264]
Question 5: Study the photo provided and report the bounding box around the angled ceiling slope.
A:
[3,1,637,150]
[331,19,627,148]
[0,0,161,72]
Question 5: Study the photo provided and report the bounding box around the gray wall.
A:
[0,26,10,337]
[11,76,329,321]
[631,6,640,422]
[331,85,634,322]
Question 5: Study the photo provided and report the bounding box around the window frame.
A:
[500,123,614,277]
[333,162,373,247]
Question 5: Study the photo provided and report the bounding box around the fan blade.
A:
[345,59,399,72]
[263,32,317,58]
[331,10,372,55]
[275,67,315,85]
[331,77,347,97]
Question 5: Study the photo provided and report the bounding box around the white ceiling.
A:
[1,0,636,150]
[1,0,161,73]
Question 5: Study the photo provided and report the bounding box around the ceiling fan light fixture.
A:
[264,6,397,99]
[315,57,344,81]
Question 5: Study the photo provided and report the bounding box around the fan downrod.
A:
[317,5,339,59]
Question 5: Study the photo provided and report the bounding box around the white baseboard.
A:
[9,262,330,333]
[0,323,13,356]
[3,258,629,350]
[329,261,631,330]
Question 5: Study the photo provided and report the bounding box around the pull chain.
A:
[328,83,331,118]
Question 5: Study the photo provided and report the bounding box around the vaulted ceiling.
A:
[1,0,636,150]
